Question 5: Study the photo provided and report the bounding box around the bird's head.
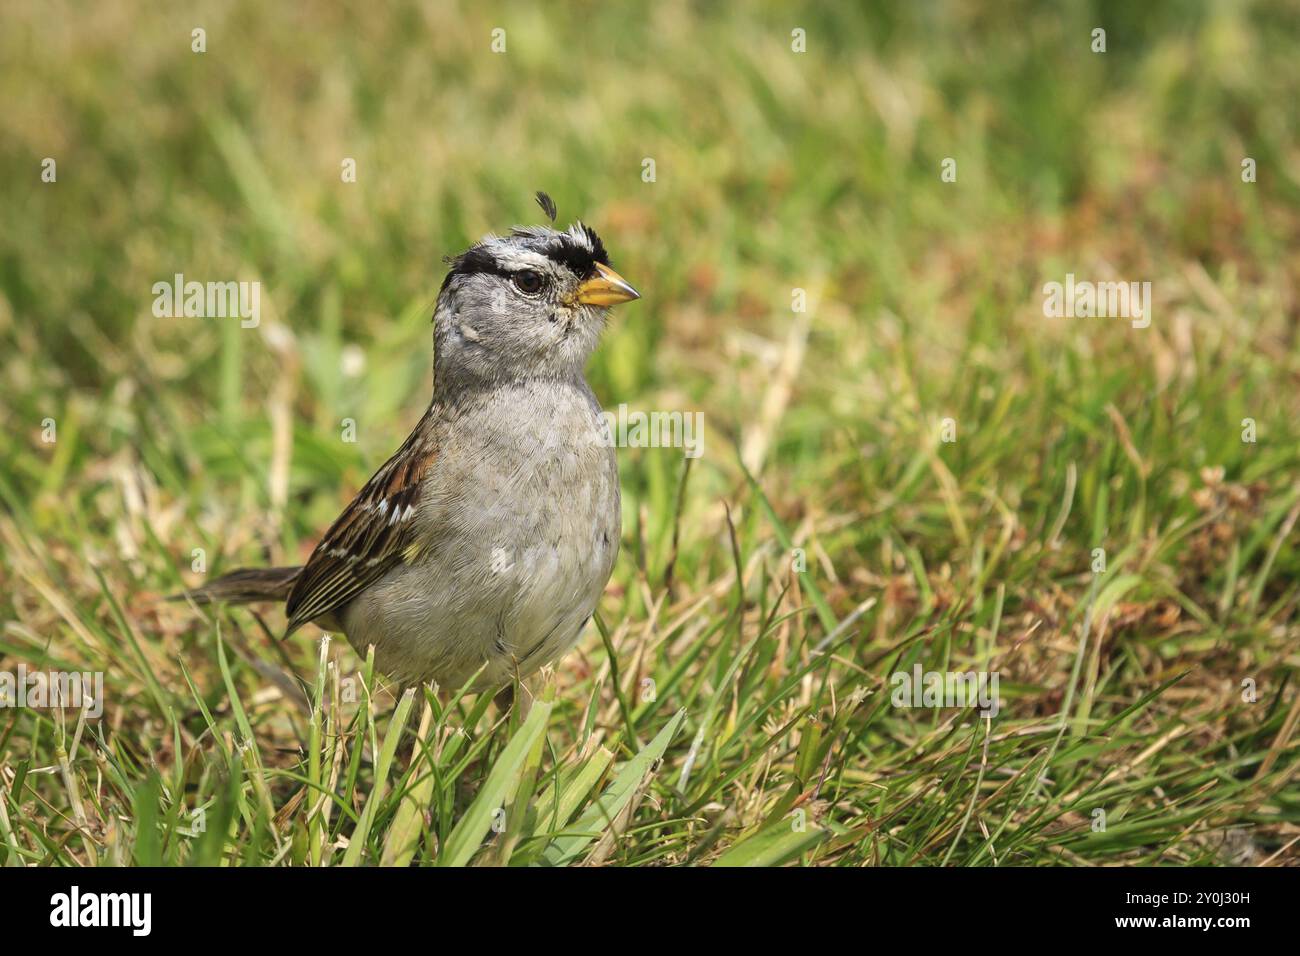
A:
[433,192,639,388]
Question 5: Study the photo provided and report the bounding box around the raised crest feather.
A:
[535,190,558,223]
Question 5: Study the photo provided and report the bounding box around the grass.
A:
[1,0,1299,866]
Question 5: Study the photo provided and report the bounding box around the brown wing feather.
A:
[284,411,438,634]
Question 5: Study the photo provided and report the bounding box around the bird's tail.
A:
[171,566,301,605]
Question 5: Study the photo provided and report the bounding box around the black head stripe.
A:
[539,225,610,278]
[447,245,508,277]
[440,222,611,291]
[579,223,609,267]
[440,245,510,292]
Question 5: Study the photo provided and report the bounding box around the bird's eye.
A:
[513,270,544,295]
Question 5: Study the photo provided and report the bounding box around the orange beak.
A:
[571,262,640,307]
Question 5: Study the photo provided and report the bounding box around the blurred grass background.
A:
[1,0,1299,866]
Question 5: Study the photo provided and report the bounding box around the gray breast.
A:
[343,379,620,688]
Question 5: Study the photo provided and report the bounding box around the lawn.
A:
[1,0,1298,866]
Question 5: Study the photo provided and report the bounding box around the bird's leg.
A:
[493,676,538,720]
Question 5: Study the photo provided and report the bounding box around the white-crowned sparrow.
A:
[181,193,639,690]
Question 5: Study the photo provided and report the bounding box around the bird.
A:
[179,192,640,692]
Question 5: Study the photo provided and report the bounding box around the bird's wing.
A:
[284,413,439,634]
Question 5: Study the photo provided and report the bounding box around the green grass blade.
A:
[436,697,554,867]
[541,709,686,866]
[343,687,418,866]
